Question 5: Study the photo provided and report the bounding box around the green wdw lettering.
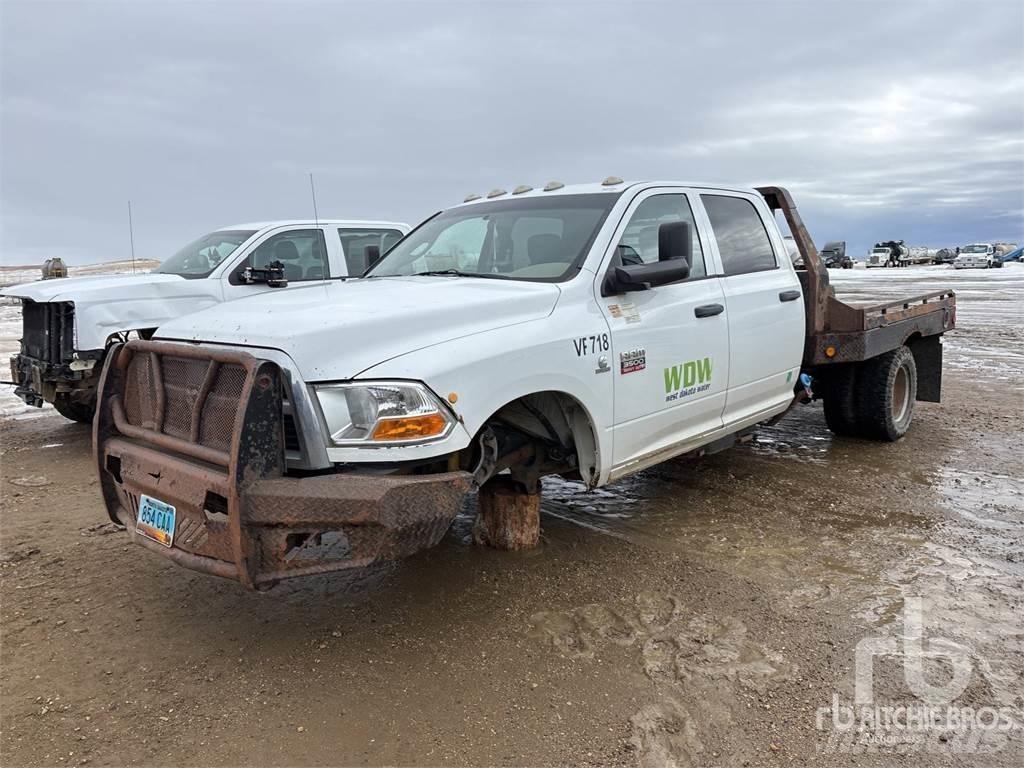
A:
[683,361,696,387]
[696,357,712,383]
[663,357,713,394]
[664,365,683,393]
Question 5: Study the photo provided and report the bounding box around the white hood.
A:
[1,273,184,302]
[155,276,561,381]
[1,273,223,350]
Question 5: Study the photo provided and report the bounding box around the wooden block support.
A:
[473,475,541,550]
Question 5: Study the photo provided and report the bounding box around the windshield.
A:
[154,229,256,278]
[961,245,990,254]
[366,193,620,281]
[872,248,889,254]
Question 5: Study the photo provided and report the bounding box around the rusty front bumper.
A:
[93,340,471,589]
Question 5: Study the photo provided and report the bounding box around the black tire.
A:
[854,346,917,441]
[53,394,96,424]
[822,366,860,437]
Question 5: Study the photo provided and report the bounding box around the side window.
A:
[701,195,777,276]
[614,194,706,279]
[250,229,328,281]
[338,228,405,275]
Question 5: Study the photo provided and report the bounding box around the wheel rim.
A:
[893,365,910,423]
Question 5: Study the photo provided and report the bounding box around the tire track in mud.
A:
[528,592,792,767]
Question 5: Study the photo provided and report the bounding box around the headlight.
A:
[314,381,454,446]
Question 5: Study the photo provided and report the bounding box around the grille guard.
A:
[94,340,470,589]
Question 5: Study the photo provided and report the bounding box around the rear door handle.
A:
[694,303,725,318]
[779,290,801,302]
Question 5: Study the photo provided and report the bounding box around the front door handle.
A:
[779,289,801,302]
[694,303,725,318]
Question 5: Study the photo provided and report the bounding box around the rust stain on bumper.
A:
[94,340,471,589]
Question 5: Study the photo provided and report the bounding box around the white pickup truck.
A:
[92,181,955,589]
[2,219,408,421]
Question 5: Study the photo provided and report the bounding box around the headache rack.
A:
[756,186,956,370]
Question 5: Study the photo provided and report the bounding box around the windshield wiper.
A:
[410,269,507,279]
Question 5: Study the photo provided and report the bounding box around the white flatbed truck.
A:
[92,181,955,588]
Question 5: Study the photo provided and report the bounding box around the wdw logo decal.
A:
[664,357,713,402]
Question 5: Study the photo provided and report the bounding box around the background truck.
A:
[953,242,1018,269]
[2,219,408,422]
[866,240,907,267]
[92,181,955,589]
[819,241,853,269]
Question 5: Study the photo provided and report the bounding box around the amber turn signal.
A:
[371,413,449,441]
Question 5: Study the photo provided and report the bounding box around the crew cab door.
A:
[221,226,335,299]
[597,189,730,476]
[696,192,804,426]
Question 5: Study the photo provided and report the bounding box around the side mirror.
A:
[603,259,689,295]
[602,221,692,295]
[364,245,381,270]
[658,220,692,265]
[241,259,289,288]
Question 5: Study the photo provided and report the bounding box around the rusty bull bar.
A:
[93,340,471,588]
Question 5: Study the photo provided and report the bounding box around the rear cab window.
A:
[701,194,778,276]
[338,228,405,275]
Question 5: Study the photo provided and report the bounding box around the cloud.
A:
[1,0,1021,265]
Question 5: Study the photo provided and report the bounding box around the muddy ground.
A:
[2,265,1022,767]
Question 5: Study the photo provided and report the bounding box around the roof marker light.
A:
[512,185,533,195]
[543,181,564,191]
[486,188,507,198]
[464,193,481,202]
[602,176,624,186]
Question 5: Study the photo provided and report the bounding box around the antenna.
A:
[127,200,136,274]
[309,172,320,226]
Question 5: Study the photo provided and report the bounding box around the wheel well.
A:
[476,391,600,489]
[105,328,157,346]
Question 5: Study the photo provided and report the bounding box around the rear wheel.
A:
[854,346,917,441]
[53,393,96,424]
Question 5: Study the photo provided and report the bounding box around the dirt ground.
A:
[2,265,1022,767]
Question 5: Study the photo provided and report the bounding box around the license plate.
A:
[136,494,177,547]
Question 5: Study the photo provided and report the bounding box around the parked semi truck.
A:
[92,181,955,589]
[2,220,408,422]
[819,241,853,269]
[865,241,937,267]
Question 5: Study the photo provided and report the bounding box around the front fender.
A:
[354,314,615,482]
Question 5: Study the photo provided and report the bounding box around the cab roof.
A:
[454,179,763,207]
[219,219,408,232]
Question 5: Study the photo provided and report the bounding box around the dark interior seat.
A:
[272,240,304,282]
[527,234,563,265]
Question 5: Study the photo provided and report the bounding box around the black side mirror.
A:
[365,245,381,270]
[658,220,692,265]
[603,258,689,295]
[602,221,692,295]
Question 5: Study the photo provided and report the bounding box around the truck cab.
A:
[2,219,408,421]
[953,243,995,269]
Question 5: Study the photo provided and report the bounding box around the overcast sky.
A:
[2,0,1022,265]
